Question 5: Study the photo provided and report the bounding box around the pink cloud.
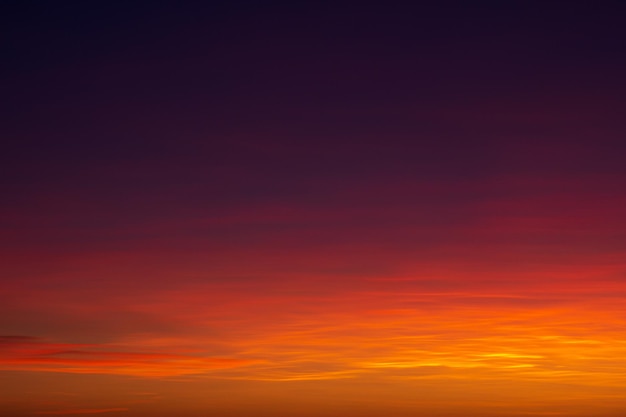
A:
[0,336,261,377]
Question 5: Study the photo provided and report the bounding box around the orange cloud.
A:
[35,408,128,415]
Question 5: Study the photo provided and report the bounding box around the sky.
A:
[2,2,626,416]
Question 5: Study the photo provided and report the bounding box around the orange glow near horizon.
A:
[4,236,626,416]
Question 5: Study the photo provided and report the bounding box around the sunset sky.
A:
[3,2,626,416]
